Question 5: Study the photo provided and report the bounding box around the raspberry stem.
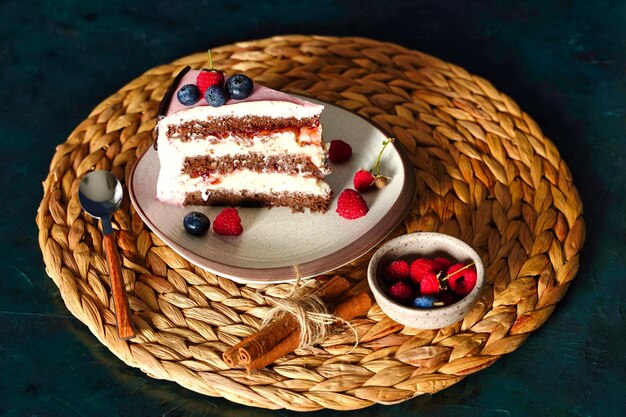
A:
[370,137,394,177]
[208,49,214,70]
[439,262,476,283]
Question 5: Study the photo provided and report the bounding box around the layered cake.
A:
[154,66,332,212]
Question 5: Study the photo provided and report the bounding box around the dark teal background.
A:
[1,0,625,416]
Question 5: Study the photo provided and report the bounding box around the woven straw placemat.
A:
[36,35,585,411]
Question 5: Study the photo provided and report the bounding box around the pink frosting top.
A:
[166,70,320,116]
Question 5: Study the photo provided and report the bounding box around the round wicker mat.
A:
[37,35,585,411]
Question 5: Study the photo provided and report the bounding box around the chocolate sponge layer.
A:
[182,153,327,178]
[183,189,332,213]
[166,116,318,140]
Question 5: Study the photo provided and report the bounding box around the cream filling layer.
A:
[157,129,329,173]
[157,170,332,205]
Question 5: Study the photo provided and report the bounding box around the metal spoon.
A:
[79,170,135,340]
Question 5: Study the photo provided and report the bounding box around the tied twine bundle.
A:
[261,273,358,352]
[223,274,370,371]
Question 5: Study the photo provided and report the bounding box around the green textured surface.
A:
[2,0,625,415]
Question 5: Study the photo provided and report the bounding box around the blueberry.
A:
[183,212,210,236]
[177,84,201,105]
[226,74,254,99]
[412,295,437,309]
[205,85,228,107]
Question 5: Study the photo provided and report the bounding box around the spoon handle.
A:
[103,232,136,340]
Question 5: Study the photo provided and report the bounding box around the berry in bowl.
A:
[367,232,485,329]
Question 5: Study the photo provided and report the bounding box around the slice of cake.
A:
[154,66,332,212]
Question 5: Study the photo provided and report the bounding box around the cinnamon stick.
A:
[238,276,350,364]
[223,339,246,368]
[246,291,372,372]
[222,275,349,367]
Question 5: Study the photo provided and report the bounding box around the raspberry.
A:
[420,272,440,295]
[328,139,352,163]
[447,263,477,296]
[384,259,409,283]
[336,189,368,219]
[353,169,376,193]
[433,257,453,273]
[197,69,225,95]
[388,281,414,305]
[409,258,438,284]
[212,207,243,236]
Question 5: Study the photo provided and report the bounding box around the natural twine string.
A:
[262,267,358,351]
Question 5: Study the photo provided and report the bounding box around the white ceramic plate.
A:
[129,98,416,283]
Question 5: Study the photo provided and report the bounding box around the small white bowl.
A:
[367,232,485,329]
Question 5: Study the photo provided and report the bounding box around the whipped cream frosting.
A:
[163,69,323,120]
